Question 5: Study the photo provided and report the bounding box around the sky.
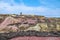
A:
[0,0,60,17]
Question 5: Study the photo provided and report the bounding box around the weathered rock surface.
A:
[0,14,60,38]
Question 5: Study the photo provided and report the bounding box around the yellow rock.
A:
[39,23,48,32]
[25,24,41,31]
[56,24,60,31]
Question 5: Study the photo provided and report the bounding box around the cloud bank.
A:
[0,0,60,17]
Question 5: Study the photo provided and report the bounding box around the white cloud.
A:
[0,0,60,17]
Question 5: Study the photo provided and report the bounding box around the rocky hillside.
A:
[0,14,60,40]
[0,14,60,33]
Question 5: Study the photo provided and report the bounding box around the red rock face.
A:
[0,17,18,31]
[10,37,60,40]
[27,19,37,25]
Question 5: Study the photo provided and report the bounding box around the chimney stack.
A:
[20,12,22,15]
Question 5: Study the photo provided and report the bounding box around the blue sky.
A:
[0,0,60,17]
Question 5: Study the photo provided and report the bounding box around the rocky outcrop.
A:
[0,14,60,40]
[0,14,60,33]
[0,16,19,33]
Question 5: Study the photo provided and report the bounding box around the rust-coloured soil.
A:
[10,36,60,40]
